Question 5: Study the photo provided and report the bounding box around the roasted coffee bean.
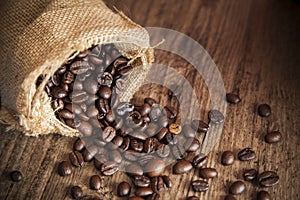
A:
[135,187,153,197]
[65,103,82,115]
[165,132,178,145]
[62,71,75,84]
[126,111,143,128]
[229,180,245,195]
[138,155,158,166]
[98,86,112,99]
[258,171,279,187]
[78,121,93,136]
[113,57,127,67]
[156,127,168,141]
[125,163,143,176]
[144,138,158,153]
[185,138,200,152]
[191,180,209,192]
[145,159,165,177]
[82,145,98,162]
[104,110,114,123]
[182,124,196,138]
[57,66,67,75]
[83,78,98,94]
[226,93,241,104]
[108,150,122,164]
[70,91,89,104]
[97,98,110,114]
[144,98,156,106]
[97,72,113,87]
[129,196,144,200]
[69,151,84,167]
[60,109,75,119]
[161,175,172,188]
[111,136,123,147]
[265,131,282,143]
[78,49,90,57]
[199,168,218,179]
[221,151,235,165]
[224,194,237,200]
[156,144,170,158]
[186,196,200,200]
[130,139,143,152]
[89,55,104,65]
[102,126,116,142]
[192,153,208,168]
[120,137,130,151]
[58,161,72,176]
[238,147,256,161]
[10,171,22,182]
[105,54,112,67]
[116,102,134,116]
[86,106,98,118]
[132,175,151,187]
[52,99,64,111]
[191,120,209,132]
[169,123,182,134]
[150,104,164,121]
[70,186,83,199]
[148,193,160,200]
[116,63,133,76]
[243,168,257,181]
[65,119,77,128]
[72,81,83,91]
[173,160,193,174]
[257,190,271,200]
[146,123,159,137]
[60,82,69,91]
[131,131,148,141]
[94,154,108,169]
[258,104,271,117]
[139,103,151,116]
[172,145,186,159]
[70,61,90,74]
[89,175,102,190]
[51,74,61,86]
[151,177,164,193]
[100,161,119,176]
[52,87,67,99]
[164,106,177,119]
[123,150,138,161]
[208,109,224,124]
[73,138,85,152]
[117,181,131,197]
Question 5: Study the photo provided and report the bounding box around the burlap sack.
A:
[0,0,154,136]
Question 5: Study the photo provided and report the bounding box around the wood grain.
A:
[0,0,299,199]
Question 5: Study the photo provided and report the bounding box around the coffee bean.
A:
[73,138,85,152]
[150,104,164,122]
[89,55,104,65]
[192,153,207,168]
[10,170,22,182]
[226,93,241,104]
[60,109,75,119]
[116,63,133,76]
[70,91,89,104]
[117,181,131,197]
[238,147,256,161]
[135,187,153,197]
[116,102,134,116]
[265,131,282,143]
[258,171,279,187]
[125,163,144,176]
[257,190,271,200]
[191,120,209,132]
[224,194,237,200]
[131,175,150,188]
[108,150,122,164]
[120,137,130,151]
[156,127,168,141]
[100,161,119,176]
[83,78,98,94]
[145,159,165,177]
[69,151,84,167]
[191,180,209,192]
[161,175,172,188]
[86,106,99,118]
[94,154,108,170]
[173,160,193,174]
[156,144,170,158]
[186,196,199,200]
[62,71,74,84]
[221,151,235,166]
[199,168,218,179]
[97,98,110,114]
[70,186,83,199]
[52,99,64,111]
[52,87,67,99]
[98,86,112,99]
[144,98,157,106]
[130,139,143,152]
[102,126,116,142]
[82,145,98,162]
[51,74,61,86]
[131,131,148,141]
[70,61,90,74]
[89,175,102,190]
[258,104,271,117]
[129,196,144,200]
[139,103,151,116]
[151,177,164,193]
[185,138,200,152]
[57,66,67,75]
[126,111,143,128]
[97,72,113,87]
[169,123,182,134]
[144,138,158,153]
[164,106,177,119]
[78,121,93,136]
[148,193,160,200]
[111,136,123,147]
[58,161,72,176]
[243,168,257,181]
[229,180,246,195]
[208,110,224,124]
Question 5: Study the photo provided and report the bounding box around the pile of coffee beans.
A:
[36,44,282,199]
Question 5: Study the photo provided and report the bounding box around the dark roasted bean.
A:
[62,71,74,84]
[83,78,98,94]
[73,138,85,152]
[108,150,122,164]
[173,160,193,174]
[156,127,168,141]
[72,81,83,91]
[70,186,83,199]
[191,120,209,132]
[144,138,158,153]
[139,103,151,116]
[97,72,113,87]
[58,161,72,176]
[191,180,209,192]
[226,93,241,104]
[135,187,153,197]
[221,151,235,165]
[165,132,178,145]
[257,190,271,200]
[258,171,279,187]
[258,104,271,117]
[89,175,102,190]
[97,98,110,114]
[52,99,64,111]
[117,181,131,197]
[82,145,98,162]
[145,159,165,177]
[131,131,148,141]
[156,144,170,158]
[158,115,169,127]
[70,61,90,74]
[78,121,93,136]
[229,181,245,195]
[131,175,151,188]
[265,131,282,143]
[125,163,143,176]
[150,104,164,122]
[60,109,75,119]
[52,87,67,99]
[243,169,257,181]
[238,147,256,161]
[185,138,200,152]
[57,66,67,74]
[120,137,130,151]
[148,193,160,200]
[130,139,144,152]
[171,145,186,160]
[192,153,207,168]
[100,161,119,176]
[144,98,156,106]
[151,177,164,193]
[208,109,224,124]
[10,171,22,182]
[102,126,116,142]
[199,168,218,179]
[164,106,177,119]
[70,91,89,104]
[69,151,84,167]
[94,154,107,170]
[126,111,142,128]
[98,86,112,99]
[162,175,172,188]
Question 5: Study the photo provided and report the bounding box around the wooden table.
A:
[0,0,299,199]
